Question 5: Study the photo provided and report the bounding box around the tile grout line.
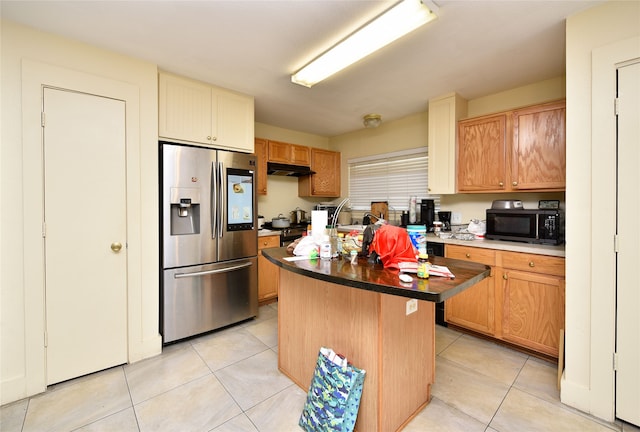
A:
[482,354,531,432]
[121,364,143,432]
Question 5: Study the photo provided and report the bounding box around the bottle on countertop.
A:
[320,235,332,261]
[417,253,430,279]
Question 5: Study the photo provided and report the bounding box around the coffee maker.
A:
[438,211,452,231]
[419,199,435,231]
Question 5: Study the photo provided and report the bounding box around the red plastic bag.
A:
[370,225,418,269]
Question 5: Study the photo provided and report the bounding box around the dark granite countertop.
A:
[262,247,491,303]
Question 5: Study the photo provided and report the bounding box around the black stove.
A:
[263,222,308,246]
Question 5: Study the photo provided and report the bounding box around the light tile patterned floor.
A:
[1,303,638,432]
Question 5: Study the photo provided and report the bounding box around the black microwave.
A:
[485,209,564,245]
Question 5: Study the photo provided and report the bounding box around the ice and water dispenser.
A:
[170,187,201,235]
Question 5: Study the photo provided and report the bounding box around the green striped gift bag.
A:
[299,347,366,432]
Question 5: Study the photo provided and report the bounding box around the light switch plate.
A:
[452,212,462,224]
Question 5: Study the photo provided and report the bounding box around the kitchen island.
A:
[262,247,490,432]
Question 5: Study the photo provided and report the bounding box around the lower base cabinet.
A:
[445,245,565,358]
[498,251,565,357]
[258,235,280,303]
[445,245,496,336]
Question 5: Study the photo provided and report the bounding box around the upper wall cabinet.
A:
[267,140,310,166]
[427,93,468,194]
[457,113,509,192]
[299,148,341,198]
[254,138,268,195]
[511,101,566,191]
[255,138,341,198]
[158,72,255,153]
[457,100,566,193]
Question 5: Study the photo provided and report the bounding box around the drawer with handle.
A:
[446,244,496,267]
[498,251,565,277]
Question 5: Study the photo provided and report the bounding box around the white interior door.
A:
[616,60,640,426]
[43,87,128,385]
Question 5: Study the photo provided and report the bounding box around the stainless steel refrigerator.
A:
[160,141,258,343]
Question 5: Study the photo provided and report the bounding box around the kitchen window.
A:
[348,147,440,213]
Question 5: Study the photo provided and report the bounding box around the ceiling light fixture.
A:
[363,114,382,128]
[291,0,438,88]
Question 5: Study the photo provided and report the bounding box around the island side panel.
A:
[278,269,437,432]
[278,270,381,432]
[380,296,435,431]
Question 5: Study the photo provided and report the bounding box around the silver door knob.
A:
[111,242,123,252]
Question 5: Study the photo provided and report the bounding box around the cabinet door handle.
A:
[503,273,508,280]
[499,182,504,187]
[512,181,518,187]
[465,253,471,258]
[207,135,212,140]
[529,261,535,267]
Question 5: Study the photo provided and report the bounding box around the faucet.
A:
[363,213,386,225]
[364,212,381,221]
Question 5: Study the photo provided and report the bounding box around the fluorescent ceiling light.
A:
[291,0,438,88]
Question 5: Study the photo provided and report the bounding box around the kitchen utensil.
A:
[272,214,291,228]
[491,200,523,210]
[290,207,306,224]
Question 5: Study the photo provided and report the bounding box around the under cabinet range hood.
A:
[267,162,315,177]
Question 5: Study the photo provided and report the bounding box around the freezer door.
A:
[162,257,258,343]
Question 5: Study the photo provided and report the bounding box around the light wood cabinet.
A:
[457,100,565,193]
[298,148,341,197]
[158,72,254,153]
[445,245,496,336]
[258,234,280,304]
[445,244,565,358]
[511,101,566,190]
[457,113,508,192]
[427,93,467,194]
[254,138,341,197]
[497,251,565,357]
[254,138,268,195]
[267,140,310,165]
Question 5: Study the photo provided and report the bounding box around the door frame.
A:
[588,36,640,422]
[21,59,144,395]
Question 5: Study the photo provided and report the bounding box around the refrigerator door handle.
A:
[174,261,253,279]
[218,161,224,239]
[211,161,218,239]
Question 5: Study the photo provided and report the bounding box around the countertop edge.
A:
[262,247,491,303]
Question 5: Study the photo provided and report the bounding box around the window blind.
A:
[348,147,440,212]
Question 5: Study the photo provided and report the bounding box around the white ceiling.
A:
[1,0,603,137]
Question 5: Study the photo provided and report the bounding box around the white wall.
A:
[563,0,640,421]
[1,20,161,404]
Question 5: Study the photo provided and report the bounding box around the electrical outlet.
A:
[452,212,462,224]
[406,299,418,315]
